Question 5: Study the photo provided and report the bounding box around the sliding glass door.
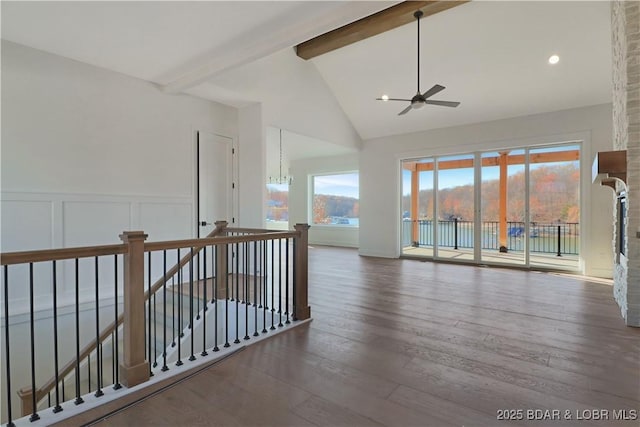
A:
[400,143,581,271]
[480,149,526,266]
[528,144,580,270]
[436,155,475,261]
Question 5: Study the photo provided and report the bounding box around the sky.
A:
[402,145,579,195]
[313,173,359,198]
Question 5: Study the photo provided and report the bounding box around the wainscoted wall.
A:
[1,40,239,315]
[1,191,192,315]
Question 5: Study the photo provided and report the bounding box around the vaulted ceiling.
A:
[2,1,612,147]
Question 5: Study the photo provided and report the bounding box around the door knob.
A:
[200,221,211,226]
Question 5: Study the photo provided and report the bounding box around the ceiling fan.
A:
[376,10,460,115]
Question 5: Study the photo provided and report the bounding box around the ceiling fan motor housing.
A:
[411,94,425,109]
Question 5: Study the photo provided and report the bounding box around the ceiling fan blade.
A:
[422,84,446,99]
[376,98,412,102]
[424,99,460,108]
[398,105,413,116]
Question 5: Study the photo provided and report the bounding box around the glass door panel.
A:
[480,150,526,265]
[435,154,475,261]
[401,159,434,257]
[528,144,580,270]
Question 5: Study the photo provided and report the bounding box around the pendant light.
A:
[268,128,292,185]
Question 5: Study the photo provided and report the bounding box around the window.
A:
[312,173,359,226]
[266,183,289,229]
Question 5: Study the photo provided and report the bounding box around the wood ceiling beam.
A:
[295,1,469,60]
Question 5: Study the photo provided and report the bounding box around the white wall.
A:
[237,103,265,228]
[289,153,359,248]
[1,41,239,310]
[205,48,363,152]
[360,103,614,278]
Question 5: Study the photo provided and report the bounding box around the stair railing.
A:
[1,221,310,425]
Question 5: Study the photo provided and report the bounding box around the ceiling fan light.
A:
[548,54,560,65]
[411,101,425,109]
[381,94,389,101]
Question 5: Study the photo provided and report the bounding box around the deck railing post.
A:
[557,225,562,257]
[293,224,311,321]
[119,231,149,388]
[454,218,459,250]
[214,221,228,296]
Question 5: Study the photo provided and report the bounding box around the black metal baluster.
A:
[95,257,104,397]
[147,252,153,375]
[88,352,91,393]
[253,241,259,337]
[230,236,234,303]
[258,240,263,309]
[52,261,63,412]
[293,237,297,321]
[189,248,196,361]
[196,250,200,320]
[113,255,121,389]
[176,249,183,366]
[213,244,219,352]
[171,272,176,348]
[4,266,15,427]
[270,240,275,330]
[244,241,250,340]
[100,343,105,390]
[111,331,115,386]
[278,239,283,327]
[153,280,157,368]
[28,263,40,421]
[74,259,84,405]
[162,251,169,371]
[224,243,230,348]
[201,246,208,357]
[262,240,267,334]
[285,238,290,324]
[234,242,240,344]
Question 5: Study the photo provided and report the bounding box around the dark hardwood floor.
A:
[80,246,640,426]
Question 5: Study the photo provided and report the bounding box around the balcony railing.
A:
[402,220,579,256]
[1,222,311,426]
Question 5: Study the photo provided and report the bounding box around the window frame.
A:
[309,171,360,228]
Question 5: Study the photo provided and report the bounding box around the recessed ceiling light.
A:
[381,94,389,101]
[548,55,560,65]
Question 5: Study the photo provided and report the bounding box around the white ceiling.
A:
[2,1,613,145]
[312,0,613,140]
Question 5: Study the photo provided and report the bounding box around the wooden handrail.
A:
[1,244,127,266]
[143,231,298,253]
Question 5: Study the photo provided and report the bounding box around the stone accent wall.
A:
[611,0,640,327]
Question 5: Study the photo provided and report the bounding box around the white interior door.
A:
[197,131,234,237]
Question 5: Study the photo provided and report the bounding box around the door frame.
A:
[194,130,238,238]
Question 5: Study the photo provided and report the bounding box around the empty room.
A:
[1,1,638,426]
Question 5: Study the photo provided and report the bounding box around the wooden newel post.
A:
[119,231,150,388]
[293,224,311,320]
[18,387,35,417]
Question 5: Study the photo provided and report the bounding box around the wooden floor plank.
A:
[80,246,638,427]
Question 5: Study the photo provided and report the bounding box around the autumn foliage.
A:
[403,163,580,223]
